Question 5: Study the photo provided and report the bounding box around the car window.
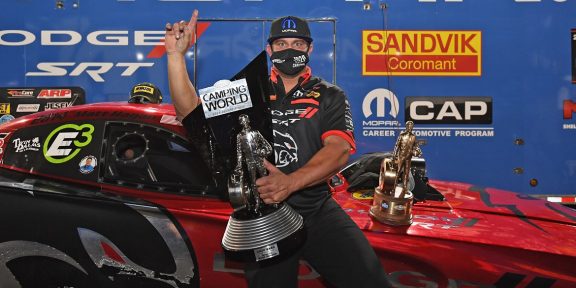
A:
[102,122,218,196]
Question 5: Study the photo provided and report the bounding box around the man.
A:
[165,11,390,288]
[393,121,422,197]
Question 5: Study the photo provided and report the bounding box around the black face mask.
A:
[270,48,309,76]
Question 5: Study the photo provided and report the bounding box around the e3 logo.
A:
[44,124,94,164]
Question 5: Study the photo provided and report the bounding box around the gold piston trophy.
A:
[370,121,422,226]
[222,114,305,263]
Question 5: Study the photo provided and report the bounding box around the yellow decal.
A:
[352,191,374,200]
[0,103,10,114]
[362,30,482,76]
[306,91,321,98]
[134,86,154,94]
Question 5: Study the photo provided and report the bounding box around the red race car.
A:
[0,100,574,288]
[0,53,574,288]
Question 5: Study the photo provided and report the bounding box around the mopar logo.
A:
[362,88,400,118]
[282,19,297,30]
[405,97,492,124]
[44,123,94,164]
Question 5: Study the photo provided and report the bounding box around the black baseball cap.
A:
[129,82,163,104]
[268,16,312,44]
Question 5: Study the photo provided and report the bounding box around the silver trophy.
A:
[222,115,305,263]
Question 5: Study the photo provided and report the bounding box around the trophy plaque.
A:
[193,52,305,264]
[370,121,421,226]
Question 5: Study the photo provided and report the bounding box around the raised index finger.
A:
[187,9,198,31]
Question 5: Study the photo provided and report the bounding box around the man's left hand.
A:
[256,159,293,204]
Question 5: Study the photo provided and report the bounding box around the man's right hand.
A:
[165,10,198,56]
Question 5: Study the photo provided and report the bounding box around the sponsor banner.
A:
[2,25,210,82]
[362,30,482,76]
[0,87,85,119]
[405,96,492,124]
[361,90,494,138]
[199,78,253,119]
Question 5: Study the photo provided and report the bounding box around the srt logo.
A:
[273,130,298,168]
[0,30,163,82]
[362,88,400,119]
[272,109,310,126]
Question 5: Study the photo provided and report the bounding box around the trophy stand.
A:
[222,115,305,264]
[370,121,421,226]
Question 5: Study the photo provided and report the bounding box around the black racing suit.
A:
[243,67,390,288]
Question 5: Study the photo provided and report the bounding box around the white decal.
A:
[362,88,399,118]
[199,78,253,119]
[15,104,40,113]
[12,137,41,153]
[25,62,154,82]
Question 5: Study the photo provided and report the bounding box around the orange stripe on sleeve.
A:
[322,130,356,154]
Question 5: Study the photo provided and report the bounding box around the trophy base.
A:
[370,187,414,226]
[223,227,306,265]
[222,203,306,265]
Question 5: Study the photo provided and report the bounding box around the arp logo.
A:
[405,96,492,124]
[362,88,400,119]
[43,123,94,164]
[38,89,72,98]
[564,100,576,119]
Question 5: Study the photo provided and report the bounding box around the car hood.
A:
[335,179,576,257]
